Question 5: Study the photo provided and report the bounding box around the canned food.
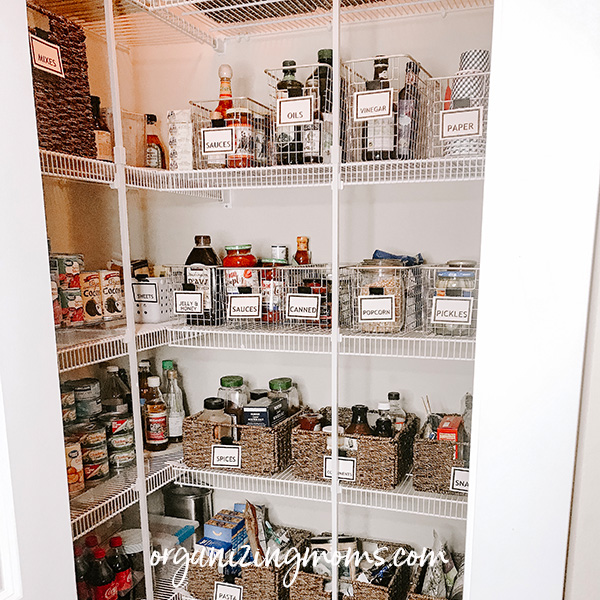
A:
[64,378,101,401]
[60,385,75,408]
[107,432,134,451]
[59,288,84,327]
[109,448,136,469]
[65,439,85,496]
[62,406,77,424]
[75,397,102,419]
[66,422,107,447]
[84,459,110,481]
[82,443,109,465]
[99,412,134,436]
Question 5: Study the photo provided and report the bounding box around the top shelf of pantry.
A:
[35,0,493,48]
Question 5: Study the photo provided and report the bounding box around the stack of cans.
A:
[99,412,136,470]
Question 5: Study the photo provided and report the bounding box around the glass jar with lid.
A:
[268,377,300,415]
[217,375,249,427]
[433,260,477,337]
[223,245,258,295]
[226,108,254,168]
[198,397,233,442]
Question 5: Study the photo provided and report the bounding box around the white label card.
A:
[277,96,313,126]
[174,291,204,314]
[450,467,469,493]
[353,89,393,121]
[132,282,158,303]
[323,456,357,482]
[227,294,262,319]
[214,581,243,600]
[358,295,395,323]
[211,445,242,469]
[29,34,64,77]
[440,107,483,139]
[202,127,234,154]
[431,296,473,324]
[286,294,321,320]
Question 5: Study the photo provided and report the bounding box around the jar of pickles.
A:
[226,108,254,168]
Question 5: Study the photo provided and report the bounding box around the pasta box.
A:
[437,415,465,459]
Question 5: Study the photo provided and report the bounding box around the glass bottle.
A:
[268,377,300,414]
[90,95,112,162]
[363,56,396,161]
[162,359,174,392]
[307,48,334,163]
[84,548,117,600]
[215,64,233,120]
[375,402,394,438]
[198,397,233,441]
[106,537,133,598]
[165,369,185,443]
[388,391,407,431]
[145,113,167,169]
[276,60,304,165]
[74,545,92,600]
[217,375,249,427]
[397,61,421,160]
[138,359,152,407]
[302,74,323,164]
[345,405,374,436]
[143,376,169,451]
[102,365,130,414]
[206,109,227,168]
[294,236,311,265]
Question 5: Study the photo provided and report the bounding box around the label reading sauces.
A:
[450,467,469,493]
[277,96,313,126]
[286,294,321,320]
[214,582,243,600]
[440,107,483,139]
[202,127,234,155]
[323,456,357,482]
[358,296,395,323]
[211,445,242,469]
[29,33,65,77]
[431,297,473,324]
[174,290,204,314]
[227,294,261,319]
[353,89,393,121]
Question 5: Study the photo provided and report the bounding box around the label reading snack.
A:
[450,467,469,493]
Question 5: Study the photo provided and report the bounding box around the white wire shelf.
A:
[40,150,116,184]
[174,463,467,520]
[71,446,182,541]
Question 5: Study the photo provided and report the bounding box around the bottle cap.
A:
[93,548,106,560]
[146,114,157,125]
[139,359,150,368]
[167,369,177,380]
[250,389,269,401]
[269,377,292,391]
[297,236,308,243]
[162,360,174,370]
[318,49,333,62]
[220,436,234,445]
[388,391,401,401]
[204,397,225,410]
[109,537,123,548]
[107,365,119,373]
[218,64,233,79]
[225,244,252,251]
[194,236,212,246]
[85,535,99,548]
[220,375,244,388]
[377,402,391,411]
[148,376,160,387]
[282,59,297,67]
[74,546,83,557]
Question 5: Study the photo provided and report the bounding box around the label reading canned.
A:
[286,294,321,320]
[146,412,168,443]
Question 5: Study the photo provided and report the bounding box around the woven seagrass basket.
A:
[183,411,299,476]
[406,553,464,600]
[292,408,419,490]
[188,528,312,600]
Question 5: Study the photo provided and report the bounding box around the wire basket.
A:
[131,275,183,324]
[342,55,432,163]
[190,97,272,169]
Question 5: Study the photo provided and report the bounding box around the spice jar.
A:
[198,397,233,441]
[345,405,373,436]
[299,413,323,431]
[217,375,249,427]
[268,377,300,414]
[226,108,254,168]
[223,245,258,294]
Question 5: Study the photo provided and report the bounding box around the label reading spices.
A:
[431,297,473,324]
[286,294,321,320]
[227,294,261,319]
[211,445,242,469]
[174,290,204,314]
[450,467,469,493]
[358,296,395,323]
[440,107,483,139]
[353,89,393,121]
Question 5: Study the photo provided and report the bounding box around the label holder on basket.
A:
[202,127,234,154]
[353,88,393,121]
[323,456,357,482]
[450,467,469,493]
[132,282,158,303]
[286,293,321,320]
[214,581,243,600]
[29,33,65,78]
[211,445,242,469]
[431,296,473,324]
[277,96,313,126]
[173,290,203,314]
[227,294,261,319]
[440,106,483,139]
[358,295,395,323]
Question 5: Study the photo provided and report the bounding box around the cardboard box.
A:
[437,415,465,459]
[243,397,288,427]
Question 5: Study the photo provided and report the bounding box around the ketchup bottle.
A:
[85,548,118,600]
[107,537,133,598]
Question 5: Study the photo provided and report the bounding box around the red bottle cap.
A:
[109,537,122,548]
[93,548,106,560]
[85,535,99,548]
[74,546,83,557]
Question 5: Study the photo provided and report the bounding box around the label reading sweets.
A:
[29,34,64,77]
[277,96,313,126]
[214,582,243,600]
[440,107,483,139]
[286,294,321,320]
[323,456,357,482]
[202,127,234,154]
[431,297,473,324]
[174,291,204,314]
[358,296,395,323]
[450,467,469,493]
[132,282,158,303]
[211,445,242,469]
[227,294,261,319]
[353,89,393,121]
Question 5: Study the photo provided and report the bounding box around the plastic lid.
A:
[260,258,287,265]
[297,236,308,243]
[109,537,123,548]
[107,366,119,373]
[269,377,292,391]
[120,529,144,554]
[148,376,161,387]
[220,436,234,445]
[146,114,157,124]
[377,402,391,411]
[204,397,225,410]
[93,548,106,560]
[74,546,83,557]
[85,535,99,548]
[437,270,475,278]
[282,59,297,67]
[162,360,174,370]
[194,236,212,246]
[220,375,244,388]
[250,388,269,401]
[447,260,477,268]
[388,392,401,401]
[225,244,252,251]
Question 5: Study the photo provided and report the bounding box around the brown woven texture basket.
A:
[290,538,413,600]
[183,411,299,476]
[27,3,96,158]
[291,408,419,490]
[406,552,464,600]
[188,528,312,600]
[412,419,467,495]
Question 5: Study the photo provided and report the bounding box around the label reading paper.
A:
[174,291,203,314]
[277,96,313,126]
[450,467,469,493]
[214,582,243,600]
[202,127,234,154]
[227,294,261,319]
[286,294,321,320]
[29,34,64,77]
[431,297,473,324]
[353,89,393,121]
[440,107,483,139]
[211,445,242,469]
[323,456,357,482]
[132,282,158,303]
[358,296,395,323]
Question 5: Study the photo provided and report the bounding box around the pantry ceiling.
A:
[32,0,493,47]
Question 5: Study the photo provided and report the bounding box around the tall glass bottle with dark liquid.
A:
[397,61,421,160]
[363,56,396,161]
[276,60,304,165]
